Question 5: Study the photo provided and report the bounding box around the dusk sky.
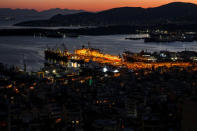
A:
[0,0,196,11]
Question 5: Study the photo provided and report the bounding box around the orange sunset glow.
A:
[0,0,196,11]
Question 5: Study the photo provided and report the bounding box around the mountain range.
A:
[0,8,84,26]
[13,2,197,27]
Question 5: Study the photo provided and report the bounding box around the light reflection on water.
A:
[0,35,197,71]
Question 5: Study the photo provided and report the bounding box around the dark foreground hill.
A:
[15,2,197,27]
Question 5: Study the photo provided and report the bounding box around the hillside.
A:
[15,2,197,27]
[0,8,84,26]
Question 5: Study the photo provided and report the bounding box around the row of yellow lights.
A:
[49,48,194,70]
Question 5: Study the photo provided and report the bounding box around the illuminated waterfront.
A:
[1,35,197,71]
[1,33,197,131]
[45,47,196,72]
[1,45,197,131]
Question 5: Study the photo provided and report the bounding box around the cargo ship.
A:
[75,47,121,62]
[45,32,64,38]
[44,48,69,61]
[144,33,197,43]
[123,50,157,63]
[45,44,122,67]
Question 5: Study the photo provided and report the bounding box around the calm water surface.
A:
[0,35,197,71]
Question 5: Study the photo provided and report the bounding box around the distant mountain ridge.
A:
[0,8,85,26]
[15,2,197,27]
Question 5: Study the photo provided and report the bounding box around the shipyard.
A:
[44,45,196,71]
[2,1,197,131]
[1,46,197,130]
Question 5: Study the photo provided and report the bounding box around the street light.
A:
[52,69,56,74]
[103,67,108,73]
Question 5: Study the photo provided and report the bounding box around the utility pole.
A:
[23,54,26,72]
[7,99,11,131]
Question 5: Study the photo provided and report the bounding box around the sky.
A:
[0,0,196,11]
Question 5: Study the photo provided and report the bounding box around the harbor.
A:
[2,35,197,72]
[1,46,197,130]
[1,1,197,130]
[44,45,196,72]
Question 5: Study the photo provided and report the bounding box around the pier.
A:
[45,47,195,71]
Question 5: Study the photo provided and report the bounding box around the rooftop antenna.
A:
[62,43,67,51]
[55,44,58,49]
[46,44,49,50]
[88,42,91,49]
[55,44,60,52]
[22,54,26,72]
[159,43,162,52]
